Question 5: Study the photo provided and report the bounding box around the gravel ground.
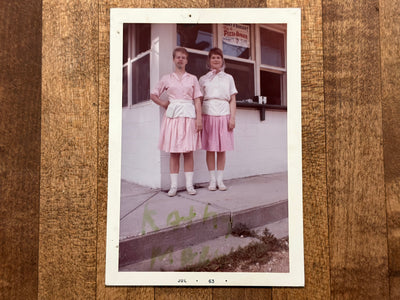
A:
[234,250,289,272]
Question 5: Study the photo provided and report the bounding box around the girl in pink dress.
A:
[150,47,202,196]
[199,47,237,191]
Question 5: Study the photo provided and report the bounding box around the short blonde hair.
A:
[173,47,189,58]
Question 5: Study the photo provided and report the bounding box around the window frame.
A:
[256,24,287,106]
[177,23,287,106]
[122,24,151,108]
[178,24,256,101]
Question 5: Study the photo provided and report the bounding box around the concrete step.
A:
[120,219,289,272]
[119,173,288,268]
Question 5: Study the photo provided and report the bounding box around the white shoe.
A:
[208,181,217,191]
[167,187,177,197]
[217,182,227,191]
[186,186,197,195]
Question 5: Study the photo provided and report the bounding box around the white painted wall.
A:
[121,101,161,188]
[189,109,287,188]
[122,23,287,190]
[123,106,287,190]
[228,109,287,178]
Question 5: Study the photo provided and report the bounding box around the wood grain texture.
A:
[213,287,271,299]
[3,0,399,298]
[323,1,390,299]
[39,0,99,298]
[153,0,209,7]
[155,287,212,299]
[380,0,400,183]
[0,1,41,299]
[97,1,155,299]
[386,184,400,299]
[208,0,267,7]
[268,0,330,299]
[379,0,400,298]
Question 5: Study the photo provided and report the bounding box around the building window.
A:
[222,24,254,101]
[258,25,286,106]
[177,24,213,51]
[222,24,251,59]
[184,52,209,80]
[260,27,285,68]
[174,23,286,106]
[122,24,151,107]
[225,58,254,101]
[177,23,255,101]
[177,24,213,82]
[260,70,283,105]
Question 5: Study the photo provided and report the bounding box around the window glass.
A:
[123,24,129,63]
[260,27,285,68]
[177,24,213,51]
[260,70,282,105]
[122,24,151,107]
[131,54,150,104]
[185,52,208,80]
[222,24,250,59]
[225,59,254,101]
[122,67,128,107]
[135,24,151,55]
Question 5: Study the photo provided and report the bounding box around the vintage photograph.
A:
[106,8,303,286]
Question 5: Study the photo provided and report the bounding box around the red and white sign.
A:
[223,24,250,48]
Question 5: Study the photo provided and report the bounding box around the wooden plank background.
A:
[1,0,399,298]
[0,1,42,299]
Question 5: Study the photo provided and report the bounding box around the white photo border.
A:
[106,8,303,287]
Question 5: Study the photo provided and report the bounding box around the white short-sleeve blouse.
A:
[199,70,238,116]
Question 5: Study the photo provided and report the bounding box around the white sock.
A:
[209,170,216,183]
[185,172,194,188]
[217,170,224,184]
[170,173,178,189]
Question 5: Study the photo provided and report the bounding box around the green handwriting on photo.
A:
[150,245,218,270]
[141,204,217,235]
[150,246,174,269]
[180,247,216,268]
[167,206,196,226]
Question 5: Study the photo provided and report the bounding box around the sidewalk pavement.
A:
[119,172,288,268]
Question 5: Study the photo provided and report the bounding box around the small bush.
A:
[181,227,287,272]
[231,223,257,238]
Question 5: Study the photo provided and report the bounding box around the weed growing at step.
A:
[231,223,257,238]
[180,225,288,272]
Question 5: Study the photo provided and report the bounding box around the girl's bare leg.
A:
[170,153,180,173]
[183,152,196,195]
[216,151,226,171]
[206,151,217,191]
[168,153,180,196]
[183,151,194,172]
[216,151,227,191]
[206,151,215,171]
